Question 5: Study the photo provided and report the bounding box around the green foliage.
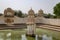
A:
[43,13,54,18]
[53,15,57,18]
[14,10,23,17]
[14,11,17,16]
[53,2,60,18]
[0,13,3,16]
[18,11,23,17]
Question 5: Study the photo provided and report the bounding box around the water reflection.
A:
[35,35,38,40]
[0,33,53,40]
[0,33,4,40]
[0,32,11,40]
[42,34,52,40]
[6,33,11,37]
[21,34,27,40]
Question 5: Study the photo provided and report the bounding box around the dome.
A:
[4,8,15,17]
[7,8,13,12]
[38,9,43,17]
[38,9,43,13]
[7,8,12,10]
[28,8,35,15]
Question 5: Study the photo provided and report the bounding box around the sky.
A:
[0,0,60,14]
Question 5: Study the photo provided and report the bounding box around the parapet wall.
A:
[0,16,60,26]
[14,17,60,26]
[36,18,60,26]
[15,18,60,26]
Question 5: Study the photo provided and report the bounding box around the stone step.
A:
[38,25,60,32]
[41,25,60,29]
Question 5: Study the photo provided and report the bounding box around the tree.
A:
[53,2,60,18]
[14,11,17,16]
[43,13,53,18]
[0,13,3,16]
[14,10,23,17]
[17,10,23,17]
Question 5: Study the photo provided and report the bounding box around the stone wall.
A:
[14,17,60,26]
[14,17,27,24]
[36,18,60,26]
[0,16,60,26]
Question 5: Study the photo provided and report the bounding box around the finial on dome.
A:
[28,7,35,16]
[30,7,32,10]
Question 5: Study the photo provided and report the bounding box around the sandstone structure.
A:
[26,8,36,35]
[4,8,15,26]
[0,8,59,30]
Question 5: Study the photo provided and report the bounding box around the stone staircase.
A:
[38,24,60,32]
[0,24,27,29]
[0,23,60,32]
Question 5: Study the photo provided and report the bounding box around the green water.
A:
[0,28,59,40]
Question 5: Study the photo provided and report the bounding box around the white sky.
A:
[0,0,60,14]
